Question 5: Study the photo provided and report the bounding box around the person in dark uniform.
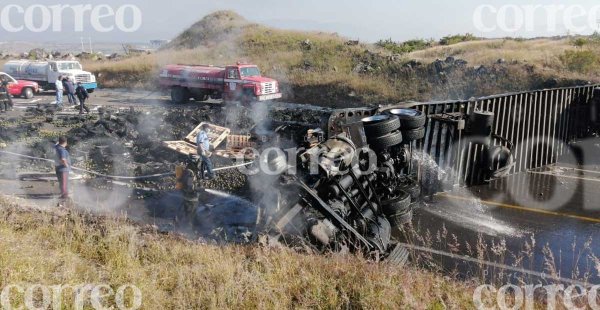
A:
[54,136,71,199]
[75,82,90,114]
[62,77,72,104]
[65,77,77,106]
[0,78,13,112]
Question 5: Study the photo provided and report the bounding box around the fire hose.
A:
[0,150,254,181]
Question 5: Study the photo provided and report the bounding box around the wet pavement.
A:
[412,154,600,285]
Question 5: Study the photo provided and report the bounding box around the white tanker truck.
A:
[3,60,97,93]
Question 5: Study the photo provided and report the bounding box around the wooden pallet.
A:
[163,140,198,156]
[184,122,230,149]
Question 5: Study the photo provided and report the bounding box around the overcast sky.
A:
[1,0,600,44]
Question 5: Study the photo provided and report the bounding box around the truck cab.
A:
[223,64,281,103]
[48,61,97,92]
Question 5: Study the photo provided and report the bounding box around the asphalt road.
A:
[413,151,600,285]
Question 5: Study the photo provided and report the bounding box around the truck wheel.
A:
[171,87,189,104]
[381,190,411,215]
[387,109,426,129]
[368,131,403,150]
[362,115,401,138]
[401,127,425,142]
[87,89,95,94]
[21,88,34,99]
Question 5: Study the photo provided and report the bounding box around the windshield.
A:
[240,67,261,77]
[0,74,16,84]
[57,62,82,71]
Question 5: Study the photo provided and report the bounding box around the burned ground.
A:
[0,100,331,196]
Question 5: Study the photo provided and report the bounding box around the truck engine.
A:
[261,108,426,261]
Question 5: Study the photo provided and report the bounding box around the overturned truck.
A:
[254,107,427,262]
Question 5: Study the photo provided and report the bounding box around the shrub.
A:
[376,38,432,54]
[439,33,478,46]
[572,37,588,48]
[559,50,600,73]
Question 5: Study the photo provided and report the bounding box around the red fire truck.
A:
[159,63,282,104]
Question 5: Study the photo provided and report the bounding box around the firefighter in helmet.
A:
[0,77,13,112]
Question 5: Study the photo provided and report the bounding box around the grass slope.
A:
[0,197,476,309]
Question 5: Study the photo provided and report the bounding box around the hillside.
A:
[0,196,477,309]
[82,11,600,106]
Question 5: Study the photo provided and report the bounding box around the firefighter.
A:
[0,78,13,112]
[196,124,214,180]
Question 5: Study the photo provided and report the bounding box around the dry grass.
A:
[408,38,600,81]
[0,196,477,309]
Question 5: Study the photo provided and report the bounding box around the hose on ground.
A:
[0,150,254,181]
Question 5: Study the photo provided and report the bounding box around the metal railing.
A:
[394,84,600,186]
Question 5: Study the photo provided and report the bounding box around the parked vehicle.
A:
[0,72,40,99]
[3,60,97,93]
[159,63,282,104]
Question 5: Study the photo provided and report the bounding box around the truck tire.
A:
[362,115,401,138]
[387,109,426,129]
[21,87,34,99]
[401,127,425,142]
[381,190,411,215]
[368,131,403,150]
[171,87,189,104]
[87,89,95,94]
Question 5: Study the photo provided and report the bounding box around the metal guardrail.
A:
[400,84,600,186]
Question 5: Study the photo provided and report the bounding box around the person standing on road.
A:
[0,78,13,112]
[55,75,64,108]
[65,77,77,106]
[75,82,90,114]
[62,77,71,104]
[196,124,215,180]
[54,136,71,199]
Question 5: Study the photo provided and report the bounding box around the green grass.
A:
[560,49,600,73]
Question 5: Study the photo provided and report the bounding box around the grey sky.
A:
[1,0,600,44]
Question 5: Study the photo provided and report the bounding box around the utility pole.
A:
[88,37,93,54]
[80,37,85,53]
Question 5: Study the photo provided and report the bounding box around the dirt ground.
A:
[0,89,329,243]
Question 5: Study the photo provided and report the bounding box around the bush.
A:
[439,33,478,46]
[559,50,599,73]
[376,38,432,54]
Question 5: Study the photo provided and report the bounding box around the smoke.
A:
[412,151,526,237]
[245,103,284,222]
